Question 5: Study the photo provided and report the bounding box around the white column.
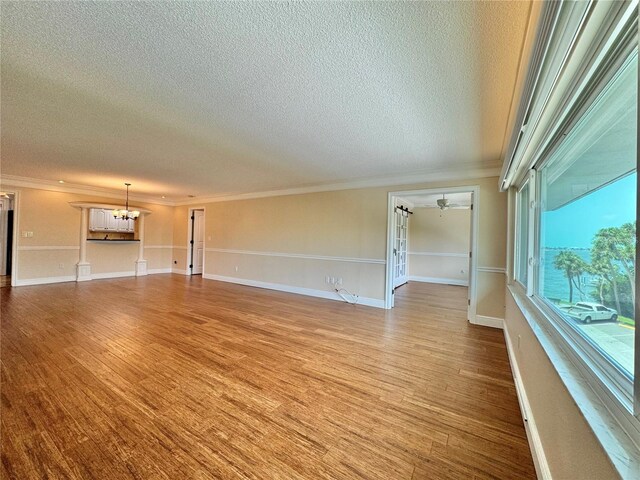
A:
[76,208,92,281]
[135,214,148,276]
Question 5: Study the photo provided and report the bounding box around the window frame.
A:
[502,0,640,469]
[514,51,640,448]
[514,178,531,289]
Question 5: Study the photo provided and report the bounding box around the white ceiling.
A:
[1,1,532,201]
[399,192,473,208]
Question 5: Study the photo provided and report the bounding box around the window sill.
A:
[507,284,640,478]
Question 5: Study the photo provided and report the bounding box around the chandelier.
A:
[112,183,140,220]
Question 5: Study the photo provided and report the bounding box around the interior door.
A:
[393,208,408,288]
[467,193,474,319]
[0,200,8,275]
[191,210,205,275]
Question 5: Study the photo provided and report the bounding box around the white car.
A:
[561,302,618,323]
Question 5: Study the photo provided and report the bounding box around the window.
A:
[502,0,639,467]
[537,52,637,380]
[515,181,530,286]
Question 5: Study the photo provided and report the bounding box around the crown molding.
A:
[1,164,500,207]
[0,175,175,206]
[173,165,501,205]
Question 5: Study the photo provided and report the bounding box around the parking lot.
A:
[572,319,635,374]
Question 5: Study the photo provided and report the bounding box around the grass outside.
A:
[618,315,635,328]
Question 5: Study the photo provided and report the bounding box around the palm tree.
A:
[553,250,588,304]
[592,224,635,306]
[589,254,622,314]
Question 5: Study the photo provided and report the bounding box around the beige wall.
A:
[504,292,617,479]
[201,176,507,316]
[6,177,507,317]
[6,186,174,282]
[172,205,190,272]
[408,207,470,283]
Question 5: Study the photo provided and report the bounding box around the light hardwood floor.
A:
[1,275,535,479]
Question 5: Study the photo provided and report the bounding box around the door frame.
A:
[385,185,479,323]
[187,207,206,276]
[0,190,19,287]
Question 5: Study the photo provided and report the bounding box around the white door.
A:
[393,208,408,288]
[191,210,205,275]
[467,194,474,320]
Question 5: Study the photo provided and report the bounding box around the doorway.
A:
[0,192,16,288]
[188,209,205,275]
[392,204,410,289]
[385,186,479,322]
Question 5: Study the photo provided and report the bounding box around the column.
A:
[135,214,148,276]
[76,207,92,281]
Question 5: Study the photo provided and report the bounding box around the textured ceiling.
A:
[1,1,532,200]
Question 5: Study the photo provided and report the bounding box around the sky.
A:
[543,172,636,249]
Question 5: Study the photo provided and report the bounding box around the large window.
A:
[502,0,639,467]
[537,52,637,380]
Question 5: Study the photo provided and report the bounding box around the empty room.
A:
[1,1,638,479]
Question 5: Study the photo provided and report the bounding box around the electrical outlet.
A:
[58,263,64,269]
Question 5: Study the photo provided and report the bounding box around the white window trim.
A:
[514,179,529,288]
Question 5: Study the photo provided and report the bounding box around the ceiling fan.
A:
[436,194,461,210]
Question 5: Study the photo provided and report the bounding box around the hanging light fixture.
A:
[436,194,450,211]
[112,183,140,220]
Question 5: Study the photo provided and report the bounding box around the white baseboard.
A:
[503,324,552,480]
[13,268,175,286]
[171,267,188,275]
[13,275,77,286]
[92,271,136,280]
[471,315,504,329]
[408,275,468,286]
[148,268,172,274]
[203,274,385,309]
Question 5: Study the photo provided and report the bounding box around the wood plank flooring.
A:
[1,275,535,479]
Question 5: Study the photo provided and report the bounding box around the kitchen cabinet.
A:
[89,208,135,232]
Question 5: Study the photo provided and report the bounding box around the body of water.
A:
[541,248,595,303]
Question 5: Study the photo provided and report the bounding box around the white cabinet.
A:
[116,218,134,232]
[106,214,119,232]
[89,209,109,231]
[89,209,135,232]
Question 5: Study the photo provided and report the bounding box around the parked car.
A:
[559,302,618,323]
